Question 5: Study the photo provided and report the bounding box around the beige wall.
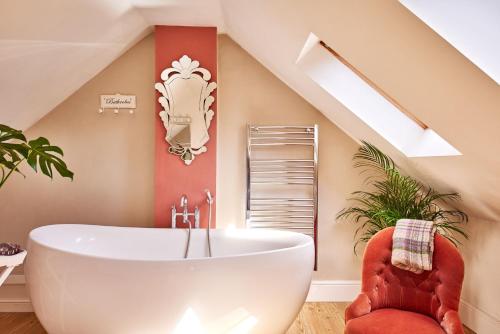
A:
[1,30,497,330]
[0,34,156,248]
[461,217,500,321]
[216,35,362,279]
[1,28,496,331]
[0,33,364,303]
[0,34,156,306]
[219,1,500,327]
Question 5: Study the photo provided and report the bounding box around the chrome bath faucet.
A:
[170,192,214,259]
[171,195,200,229]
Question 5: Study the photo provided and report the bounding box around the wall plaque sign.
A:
[98,94,137,114]
[100,94,136,109]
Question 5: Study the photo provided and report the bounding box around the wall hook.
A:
[99,94,137,115]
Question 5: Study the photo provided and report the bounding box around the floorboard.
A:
[286,303,476,334]
[0,303,475,334]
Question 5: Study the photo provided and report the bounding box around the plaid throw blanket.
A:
[391,219,436,274]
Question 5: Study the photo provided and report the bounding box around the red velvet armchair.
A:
[345,227,465,334]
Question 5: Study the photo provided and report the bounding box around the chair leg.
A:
[0,266,15,287]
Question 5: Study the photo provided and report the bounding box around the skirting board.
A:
[3,274,25,285]
[0,300,33,313]
[1,277,499,333]
[460,299,500,334]
[0,274,32,312]
[306,280,361,302]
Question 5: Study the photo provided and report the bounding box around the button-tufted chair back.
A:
[361,227,464,323]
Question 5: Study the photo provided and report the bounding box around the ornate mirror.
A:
[155,55,217,165]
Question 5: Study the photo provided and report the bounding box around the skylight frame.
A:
[296,33,461,158]
[318,40,428,130]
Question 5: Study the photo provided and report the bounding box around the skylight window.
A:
[296,33,461,158]
[399,0,500,85]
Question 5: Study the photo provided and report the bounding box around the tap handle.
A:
[180,194,188,207]
[205,189,214,204]
[194,207,200,228]
[171,205,177,229]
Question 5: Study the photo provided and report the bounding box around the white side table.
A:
[0,251,27,287]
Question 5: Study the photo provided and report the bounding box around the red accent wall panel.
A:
[154,26,217,228]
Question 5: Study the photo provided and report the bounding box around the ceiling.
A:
[0,0,224,130]
[1,0,499,221]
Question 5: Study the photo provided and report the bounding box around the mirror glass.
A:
[155,55,217,165]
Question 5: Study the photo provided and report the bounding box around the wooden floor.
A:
[0,303,475,334]
[286,302,349,334]
[0,312,46,334]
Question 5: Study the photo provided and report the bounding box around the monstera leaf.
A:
[0,124,28,163]
[0,123,73,188]
[26,137,73,179]
[0,125,29,180]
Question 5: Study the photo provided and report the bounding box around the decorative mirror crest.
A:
[155,55,217,165]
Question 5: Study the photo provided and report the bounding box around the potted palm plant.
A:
[0,123,73,285]
[337,141,467,253]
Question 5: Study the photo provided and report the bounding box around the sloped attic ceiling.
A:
[400,0,500,85]
[1,0,500,221]
[220,0,500,221]
[0,0,224,130]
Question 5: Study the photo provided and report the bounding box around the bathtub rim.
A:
[27,224,314,263]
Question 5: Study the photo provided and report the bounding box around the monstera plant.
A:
[337,141,467,253]
[0,124,73,189]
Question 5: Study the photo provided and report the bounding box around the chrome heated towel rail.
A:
[246,125,318,268]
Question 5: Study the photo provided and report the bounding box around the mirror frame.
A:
[155,55,217,165]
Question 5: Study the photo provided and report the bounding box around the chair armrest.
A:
[441,310,465,334]
[345,293,371,322]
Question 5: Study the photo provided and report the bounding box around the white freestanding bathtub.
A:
[25,224,314,334]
